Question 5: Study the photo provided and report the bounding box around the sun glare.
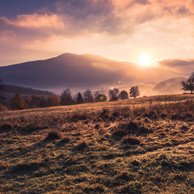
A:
[139,54,151,67]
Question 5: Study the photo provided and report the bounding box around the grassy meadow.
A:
[1,94,194,193]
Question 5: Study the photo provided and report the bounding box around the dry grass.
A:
[1,94,194,193]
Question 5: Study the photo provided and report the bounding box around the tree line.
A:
[9,86,140,110]
[1,71,194,111]
[0,82,140,111]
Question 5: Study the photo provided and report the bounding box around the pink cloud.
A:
[4,13,64,29]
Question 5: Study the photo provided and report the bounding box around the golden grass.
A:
[1,94,194,193]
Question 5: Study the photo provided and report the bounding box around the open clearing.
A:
[1,94,194,193]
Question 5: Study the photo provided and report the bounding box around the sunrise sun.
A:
[139,54,151,67]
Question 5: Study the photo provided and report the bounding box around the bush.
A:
[75,141,88,151]
[45,130,61,141]
[0,104,8,112]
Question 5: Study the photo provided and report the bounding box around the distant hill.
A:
[4,84,54,96]
[2,84,54,106]
[0,53,180,91]
[153,77,186,94]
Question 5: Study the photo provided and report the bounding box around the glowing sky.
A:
[0,0,194,72]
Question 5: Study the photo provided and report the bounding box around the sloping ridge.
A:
[153,77,186,93]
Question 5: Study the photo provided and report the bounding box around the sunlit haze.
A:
[138,54,151,67]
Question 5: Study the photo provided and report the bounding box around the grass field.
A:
[1,94,194,193]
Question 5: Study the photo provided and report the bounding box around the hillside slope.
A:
[153,77,186,94]
[1,95,194,193]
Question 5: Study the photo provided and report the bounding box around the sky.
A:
[0,0,194,73]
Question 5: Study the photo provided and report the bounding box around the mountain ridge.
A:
[0,53,181,91]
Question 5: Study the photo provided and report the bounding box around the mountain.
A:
[153,77,187,94]
[0,53,180,91]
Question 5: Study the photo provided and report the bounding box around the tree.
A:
[26,95,47,108]
[129,86,140,98]
[181,73,194,93]
[11,93,27,110]
[83,89,93,103]
[119,90,128,99]
[95,94,107,102]
[47,96,60,107]
[0,79,6,105]
[109,88,119,101]
[0,104,8,112]
[61,88,74,105]
[38,96,48,107]
[76,92,83,104]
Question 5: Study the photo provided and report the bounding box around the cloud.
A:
[1,0,194,38]
[159,59,194,73]
[1,0,194,67]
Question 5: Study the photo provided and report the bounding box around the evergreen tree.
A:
[76,92,83,104]
[11,93,27,110]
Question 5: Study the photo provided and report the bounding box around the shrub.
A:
[75,141,88,151]
[0,103,8,112]
[45,130,61,141]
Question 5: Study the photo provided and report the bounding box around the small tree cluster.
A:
[108,86,140,101]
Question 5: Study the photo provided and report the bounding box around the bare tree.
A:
[181,72,194,93]
[83,89,93,103]
[61,88,74,105]
[109,88,119,101]
[129,86,140,98]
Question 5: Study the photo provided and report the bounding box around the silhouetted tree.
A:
[182,72,194,93]
[119,90,128,99]
[129,86,140,98]
[11,93,27,110]
[26,95,47,108]
[26,95,39,108]
[0,79,6,105]
[109,88,119,101]
[76,92,83,104]
[83,89,93,103]
[96,94,107,102]
[61,88,74,105]
[47,96,60,107]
